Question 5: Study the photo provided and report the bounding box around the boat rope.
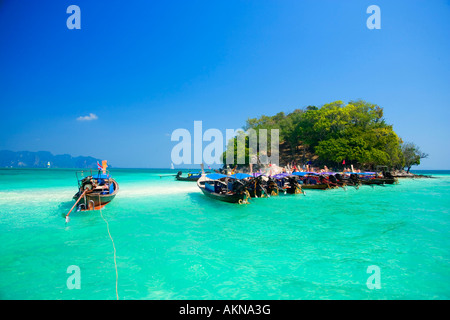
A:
[98,194,119,300]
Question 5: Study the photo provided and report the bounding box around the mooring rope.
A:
[98,194,119,300]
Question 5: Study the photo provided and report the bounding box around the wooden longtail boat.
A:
[246,175,272,198]
[355,173,387,186]
[197,173,249,203]
[175,171,202,181]
[376,166,398,184]
[300,183,330,190]
[292,172,331,190]
[271,173,304,194]
[337,172,397,186]
[359,178,385,185]
[175,171,212,181]
[380,177,397,184]
[378,171,397,184]
[72,163,119,211]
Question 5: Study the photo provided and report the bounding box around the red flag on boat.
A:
[97,161,103,171]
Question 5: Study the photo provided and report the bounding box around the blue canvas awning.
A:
[292,172,318,176]
[92,173,110,179]
[229,173,252,180]
[205,173,227,180]
[272,173,290,179]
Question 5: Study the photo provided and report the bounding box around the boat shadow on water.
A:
[187,191,250,208]
[58,200,118,222]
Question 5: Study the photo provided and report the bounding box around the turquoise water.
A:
[0,168,449,300]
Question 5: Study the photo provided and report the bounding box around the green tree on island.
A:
[401,142,429,173]
[224,100,425,171]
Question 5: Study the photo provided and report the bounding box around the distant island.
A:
[0,150,102,169]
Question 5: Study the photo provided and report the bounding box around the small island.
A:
[222,100,429,178]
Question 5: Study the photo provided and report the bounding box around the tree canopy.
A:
[224,100,424,170]
[401,142,429,172]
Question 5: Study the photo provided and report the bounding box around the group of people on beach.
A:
[282,161,366,173]
[276,164,363,174]
[221,162,365,176]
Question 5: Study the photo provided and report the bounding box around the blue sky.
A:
[0,0,449,169]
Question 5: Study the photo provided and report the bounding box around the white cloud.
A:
[77,113,98,121]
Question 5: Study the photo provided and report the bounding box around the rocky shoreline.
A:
[391,171,435,178]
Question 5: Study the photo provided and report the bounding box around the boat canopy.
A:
[272,173,290,179]
[205,173,227,180]
[229,173,252,180]
[292,172,318,176]
[92,173,110,179]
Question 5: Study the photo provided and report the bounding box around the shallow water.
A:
[0,168,449,299]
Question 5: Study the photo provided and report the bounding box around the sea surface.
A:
[0,168,449,300]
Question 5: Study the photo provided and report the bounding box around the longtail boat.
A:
[292,172,330,190]
[379,171,397,184]
[376,166,398,184]
[246,174,272,198]
[70,161,119,213]
[73,173,119,209]
[272,173,304,194]
[176,171,201,181]
[175,170,212,181]
[197,173,250,203]
[336,172,397,186]
[355,172,387,185]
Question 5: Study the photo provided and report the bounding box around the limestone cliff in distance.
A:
[0,150,104,169]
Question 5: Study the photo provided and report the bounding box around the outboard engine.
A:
[80,176,94,191]
[329,175,337,184]
[384,171,393,178]
[232,180,246,193]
